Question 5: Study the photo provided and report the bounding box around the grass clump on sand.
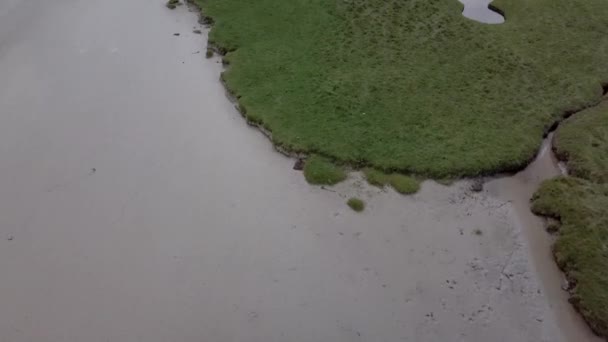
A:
[166,0,180,9]
[364,169,420,194]
[193,0,608,178]
[531,103,608,338]
[303,155,346,185]
[347,198,365,212]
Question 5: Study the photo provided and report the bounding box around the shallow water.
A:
[459,0,505,24]
[0,1,598,341]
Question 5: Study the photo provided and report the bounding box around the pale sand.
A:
[0,1,599,341]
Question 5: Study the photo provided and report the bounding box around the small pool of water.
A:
[459,0,505,24]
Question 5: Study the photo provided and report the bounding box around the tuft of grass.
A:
[193,0,608,178]
[364,168,420,195]
[205,48,214,58]
[303,155,346,185]
[390,174,420,194]
[166,0,180,9]
[364,168,391,187]
[472,228,483,236]
[347,198,365,212]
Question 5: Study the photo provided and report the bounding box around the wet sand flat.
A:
[0,1,597,341]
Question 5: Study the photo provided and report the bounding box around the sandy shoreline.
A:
[0,1,600,341]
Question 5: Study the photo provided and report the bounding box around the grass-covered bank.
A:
[532,103,608,338]
[532,177,608,338]
[552,101,608,183]
[192,0,608,178]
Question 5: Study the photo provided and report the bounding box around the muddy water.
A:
[459,0,505,24]
[0,1,598,341]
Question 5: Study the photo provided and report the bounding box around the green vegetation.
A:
[364,168,420,194]
[553,101,608,183]
[193,0,608,178]
[166,0,180,9]
[303,155,346,185]
[390,174,421,194]
[347,198,365,212]
[531,103,608,338]
[532,177,608,337]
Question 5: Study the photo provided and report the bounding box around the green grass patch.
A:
[193,0,608,178]
[531,102,608,338]
[390,174,421,194]
[553,101,608,183]
[347,198,365,212]
[532,177,608,338]
[364,168,391,187]
[303,155,346,185]
[364,168,420,194]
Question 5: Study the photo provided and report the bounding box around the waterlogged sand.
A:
[0,1,599,341]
